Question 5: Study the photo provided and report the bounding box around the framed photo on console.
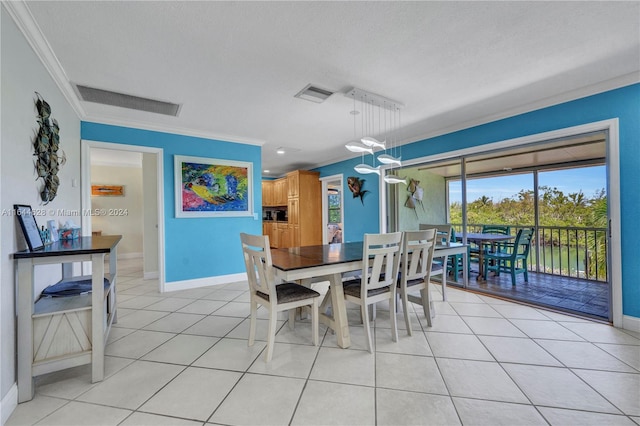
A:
[14,204,44,251]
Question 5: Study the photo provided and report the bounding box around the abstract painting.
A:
[174,155,252,217]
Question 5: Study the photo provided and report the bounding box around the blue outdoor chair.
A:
[483,227,534,285]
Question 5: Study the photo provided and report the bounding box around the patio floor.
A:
[448,266,610,321]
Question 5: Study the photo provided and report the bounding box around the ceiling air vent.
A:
[75,84,181,116]
[294,84,334,103]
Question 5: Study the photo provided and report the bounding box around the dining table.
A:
[456,232,515,280]
[271,240,468,348]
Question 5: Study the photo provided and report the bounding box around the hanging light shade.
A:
[377,154,402,166]
[354,164,381,175]
[384,174,406,185]
[345,141,373,154]
[360,136,386,150]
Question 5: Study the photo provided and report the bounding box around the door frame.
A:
[379,119,622,327]
[320,174,345,244]
[80,140,166,292]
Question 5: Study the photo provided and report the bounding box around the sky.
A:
[449,165,606,203]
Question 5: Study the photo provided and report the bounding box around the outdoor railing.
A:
[453,224,608,282]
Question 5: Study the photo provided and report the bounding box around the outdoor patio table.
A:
[457,232,515,281]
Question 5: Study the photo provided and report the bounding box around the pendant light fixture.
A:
[344,88,404,177]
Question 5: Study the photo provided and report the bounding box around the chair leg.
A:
[400,289,412,336]
[248,299,258,346]
[312,299,319,346]
[265,306,278,362]
[420,285,433,327]
[361,302,373,353]
[390,293,398,343]
[288,309,296,330]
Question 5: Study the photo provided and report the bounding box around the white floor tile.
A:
[560,322,640,345]
[76,361,184,410]
[479,335,562,366]
[226,317,286,341]
[177,299,227,315]
[120,412,203,426]
[209,373,305,425]
[105,329,175,359]
[422,315,474,334]
[248,342,319,378]
[310,347,376,387]
[193,337,265,371]
[141,334,218,365]
[536,339,638,372]
[117,295,165,309]
[210,301,250,318]
[510,319,585,341]
[143,297,194,312]
[502,363,621,413]
[139,367,242,421]
[450,302,502,318]
[437,358,528,403]
[375,327,433,356]
[490,304,552,320]
[292,380,375,426]
[452,397,547,425]
[426,332,494,361]
[538,406,637,426]
[595,342,640,371]
[112,309,168,329]
[462,316,527,337]
[376,352,448,394]
[202,289,245,301]
[377,389,460,426]
[143,312,206,333]
[182,315,244,337]
[572,369,640,416]
[5,395,67,426]
[36,401,131,426]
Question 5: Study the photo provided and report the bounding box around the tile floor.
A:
[7,259,640,425]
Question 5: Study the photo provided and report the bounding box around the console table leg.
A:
[91,254,105,383]
[16,259,35,402]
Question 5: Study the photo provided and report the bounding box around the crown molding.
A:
[3,1,86,118]
[82,116,266,147]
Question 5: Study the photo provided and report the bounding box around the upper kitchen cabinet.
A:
[274,178,288,206]
[261,181,274,206]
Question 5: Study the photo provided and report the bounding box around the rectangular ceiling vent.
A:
[75,84,181,116]
[294,84,334,103]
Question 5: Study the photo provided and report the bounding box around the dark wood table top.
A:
[13,235,122,259]
[271,242,364,271]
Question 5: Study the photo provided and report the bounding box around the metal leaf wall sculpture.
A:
[405,178,425,218]
[34,93,65,204]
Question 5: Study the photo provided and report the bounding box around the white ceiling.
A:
[14,1,640,177]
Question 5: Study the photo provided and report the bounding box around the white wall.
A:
[1,5,81,400]
[91,165,143,256]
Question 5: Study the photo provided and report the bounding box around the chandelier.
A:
[344,88,405,184]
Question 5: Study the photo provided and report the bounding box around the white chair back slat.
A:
[361,232,402,293]
[240,233,275,298]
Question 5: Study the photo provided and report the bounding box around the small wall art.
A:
[347,176,368,205]
[33,93,66,204]
[91,185,125,196]
[175,155,252,218]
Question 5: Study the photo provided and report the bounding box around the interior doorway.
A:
[80,141,165,292]
[321,174,344,244]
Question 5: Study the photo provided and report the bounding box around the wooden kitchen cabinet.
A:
[274,178,288,206]
[286,170,321,247]
[261,181,274,206]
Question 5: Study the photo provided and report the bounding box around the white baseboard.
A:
[162,272,247,293]
[118,252,143,260]
[1,383,18,425]
[143,271,159,280]
[622,314,640,333]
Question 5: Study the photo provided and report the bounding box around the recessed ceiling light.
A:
[264,169,270,173]
[276,148,285,155]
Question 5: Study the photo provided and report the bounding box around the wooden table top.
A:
[13,235,122,259]
[271,242,364,271]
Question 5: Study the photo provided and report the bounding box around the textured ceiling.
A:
[19,1,640,177]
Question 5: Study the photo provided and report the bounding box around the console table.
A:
[14,235,121,402]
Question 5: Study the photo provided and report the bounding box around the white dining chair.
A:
[419,223,452,301]
[341,232,402,353]
[240,233,321,362]
[398,229,437,332]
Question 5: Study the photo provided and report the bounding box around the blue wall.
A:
[81,122,262,283]
[315,84,640,318]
